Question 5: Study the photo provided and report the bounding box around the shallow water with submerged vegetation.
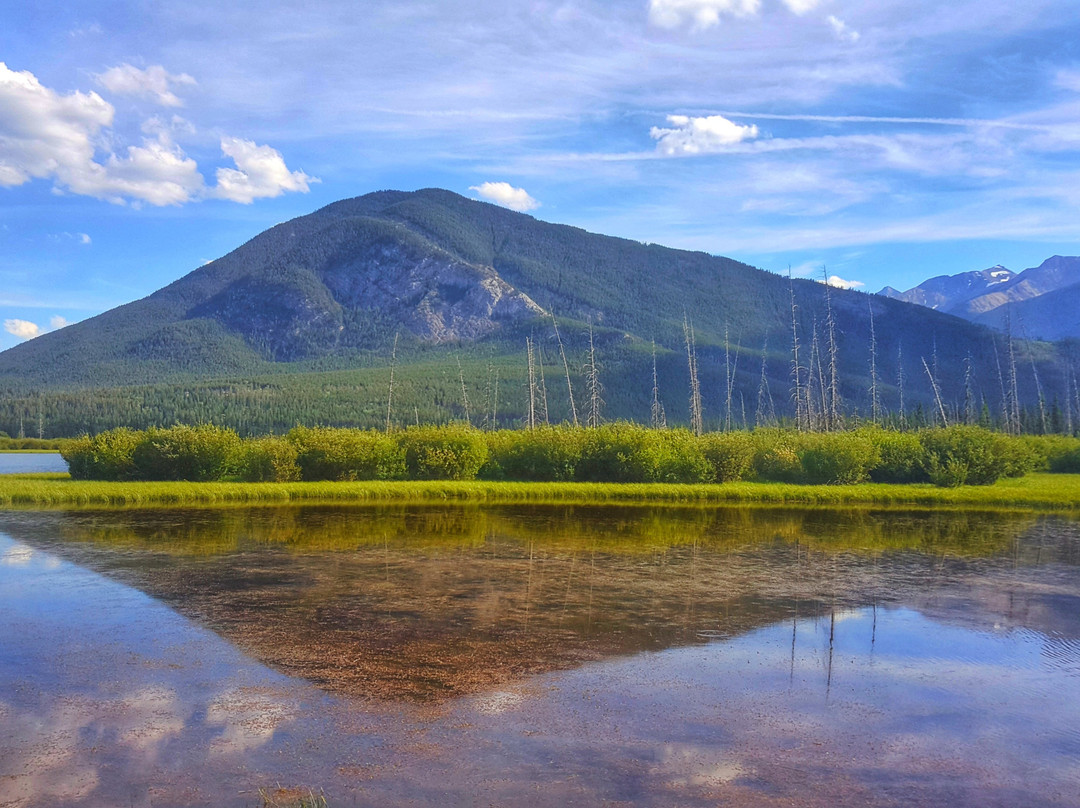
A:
[2,503,1080,807]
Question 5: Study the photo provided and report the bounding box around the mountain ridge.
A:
[0,188,1074,434]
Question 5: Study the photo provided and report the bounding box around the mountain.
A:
[878,265,1015,311]
[880,256,1080,339]
[0,189,1072,435]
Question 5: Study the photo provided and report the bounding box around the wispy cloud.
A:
[95,64,196,107]
[469,181,540,212]
[648,0,761,30]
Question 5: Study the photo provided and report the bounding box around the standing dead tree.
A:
[788,270,807,430]
[584,321,603,428]
[536,342,550,425]
[526,337,538,430]
[651,340,667,430]
[456,356,471,426]
[756,333,776,428]
[684,314,703,435]
[868,299,881,425]
[897,343,906,429]
[922,356,949,427]
[550,313,579,427]
[823,270,842,430]
[385,332,399,433]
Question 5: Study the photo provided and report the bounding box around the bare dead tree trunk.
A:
[492,369,499,429]
[724,323,733,432]
[1006,312,1021,433]
[868,299,880,425]
[651,340,667,430]
[897,342,906,430]
[536,342,550,425]
[823,270,841,430]
[585,321,603,428]
[963,353,976,425]
[992,341,1010,433]
[526,337,537,430]
[456,356,471,426]
[756,333,775,428]
[789,270,806,430]
[385,332,399,433]
[810,319,826,431]
[922,356,948,427]
[551,313,579,427]
[684,314,703,435]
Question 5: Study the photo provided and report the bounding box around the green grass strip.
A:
[1,473,1078,512]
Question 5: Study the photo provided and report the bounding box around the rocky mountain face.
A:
[878,265,1015,311]
[879,256,1080,339]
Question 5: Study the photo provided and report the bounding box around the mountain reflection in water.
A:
[3,506,1078,702]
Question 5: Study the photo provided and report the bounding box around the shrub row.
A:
[62,423,1078,486]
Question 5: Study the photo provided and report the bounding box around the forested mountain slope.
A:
[0,189,1072,434]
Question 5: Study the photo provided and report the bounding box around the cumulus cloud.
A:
[469,181,540,212]
[651,114,759,155]
[827,15,860,43]
[95,64,196,107]
[4,319,41,340]
[648,0,761,30]
[0,63,314,207]
[4,315,74,341]
[0,61,113,188]
[823,275,864,289]
[212,138,317,204]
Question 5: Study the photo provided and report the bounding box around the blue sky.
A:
[3,0,1080,349]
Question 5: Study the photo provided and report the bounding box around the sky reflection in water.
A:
[1,506,1079,807]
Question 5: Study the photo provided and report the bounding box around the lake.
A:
[0,452,67,474]
[1,504,1078,806]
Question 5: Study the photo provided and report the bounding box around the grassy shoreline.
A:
[1,472,1078,512]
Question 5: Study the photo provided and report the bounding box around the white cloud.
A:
[650,115,759,155]
[4,319,41,340]
[50,315,70,330]
[79,233,91,245]
[781,0,821,14]
[823,275,864,289]
[212,137,317,204]
[648,0,761,30]
[95,64,196,108]
[0,61,113,188]
[0,64,313,207]
[469,181,540,212]
[827,15,860,43]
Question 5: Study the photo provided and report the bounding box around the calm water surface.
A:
[0,452,66,474]
[1,505,1079,807]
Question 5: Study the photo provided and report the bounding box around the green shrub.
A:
[798,432,880,485]
[288,426,405,481]
[866,429,927,483]
[575,423,709,483]
[700,432,756,482]
[482,427,583,481]
[1021,435,1080,473]
[131,424,241,481]
[751,431,803,482]
[235,436,301,482]
[1049,445,1080,473]
[398,424,488,480]
[918,426,1012,486]
[62,428,141,481]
